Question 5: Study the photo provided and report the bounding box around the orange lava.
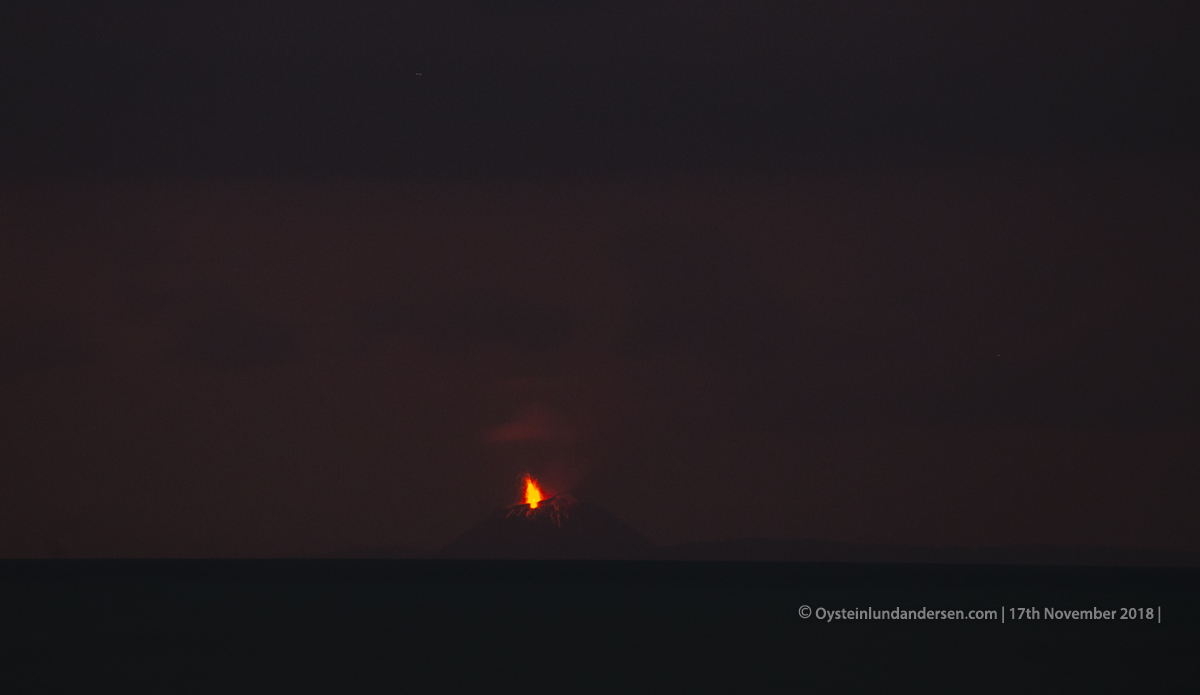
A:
[523,475,544,509]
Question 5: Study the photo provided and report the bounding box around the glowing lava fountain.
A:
[523,475,544,509]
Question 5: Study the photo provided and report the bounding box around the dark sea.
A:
[2,560,1194,690]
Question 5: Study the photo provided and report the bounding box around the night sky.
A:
[1,1,1197,557]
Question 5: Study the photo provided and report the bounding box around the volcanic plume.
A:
[440,476,652,560]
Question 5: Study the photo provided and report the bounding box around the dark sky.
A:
[1,1,1198,557]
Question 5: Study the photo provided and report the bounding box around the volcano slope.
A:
[439,495,653,560]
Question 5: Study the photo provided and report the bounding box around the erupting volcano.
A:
[440,476,652,560]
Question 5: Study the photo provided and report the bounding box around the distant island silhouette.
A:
[324,497,1200,567]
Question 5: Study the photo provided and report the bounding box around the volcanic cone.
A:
[440,494,653,560]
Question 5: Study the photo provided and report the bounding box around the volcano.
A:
[439,493,653,560]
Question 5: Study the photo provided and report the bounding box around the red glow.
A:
[523,475,544,509]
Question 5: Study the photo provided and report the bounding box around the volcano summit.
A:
[440,493,653,560]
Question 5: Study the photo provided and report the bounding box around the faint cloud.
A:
[138,286,299,369]
[622,228,801,362]
[485,405,574,443]
[356,292,575,353]
[176,309,295,369]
